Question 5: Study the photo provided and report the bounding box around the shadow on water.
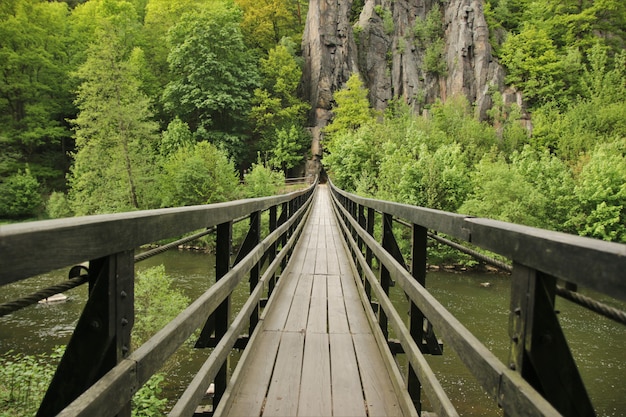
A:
[1,251,625,415]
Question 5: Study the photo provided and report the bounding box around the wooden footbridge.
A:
[1,180,625,417]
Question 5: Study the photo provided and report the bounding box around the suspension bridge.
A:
[1,179,625,417]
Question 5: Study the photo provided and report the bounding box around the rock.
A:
[301,0,517,150]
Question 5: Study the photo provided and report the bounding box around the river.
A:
[1,249,625,416]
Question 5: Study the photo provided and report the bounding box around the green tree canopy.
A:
[0,0,74,184]
[323,73,376,152]
[68,0,159,215]
[160,141,240,207]
[162,2,260,164]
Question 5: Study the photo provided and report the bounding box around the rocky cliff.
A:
[302,0,516,174]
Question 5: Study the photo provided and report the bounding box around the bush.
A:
[244,161,285,198]
[45,192,73,219]
[0,168,43,219]
[0,348,61,417]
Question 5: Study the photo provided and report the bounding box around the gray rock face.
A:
[301,0,513,153]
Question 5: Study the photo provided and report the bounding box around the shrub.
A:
[0,168,43,219]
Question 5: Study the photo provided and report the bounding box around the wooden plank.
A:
[329,333,367,417]
[263,273,300,331]
[353,332,403,417]
[307,276,327,333]
[344,295,371,334]
[284,276,312,332]
[298,333,332,416]
[301,246,317,274]
[314,245,328,275]
[263,332,305,417]
[327,276,350,334]
[226,330,282,417]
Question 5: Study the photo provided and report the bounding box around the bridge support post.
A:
[508,263,595,417]
[37,251,134,417]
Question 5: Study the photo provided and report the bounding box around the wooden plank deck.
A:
[216,185,413,417]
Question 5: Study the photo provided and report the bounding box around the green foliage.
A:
[0,167,43,218]
[499,26,569,107]
[160,117,194,156]
[134,265,190,346]
[45,191,73,219]
[235,0,306,53]
[0,0,74,183]
[163,3,259,163]
[324,73,376,150]
[160,141,240,207]
[243,161,285,198]
[459,147,575,229]
[269,125,310,174]
[0,347,62,417]
[251,40,310,156]
[68,1,159,215]
[324,126,381,193]
[424,39,447,75]
[566,141,626,242]
[132,374,167,417]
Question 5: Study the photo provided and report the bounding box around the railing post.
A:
[37,251,134,417]
[508,262,594,417]
[379,213,393,340]
[268,205,278,295]
[248,211,261,334]
[365,207,375,300]
[279,202,289,273]
[408,224,428,413]
[213,221,232,408]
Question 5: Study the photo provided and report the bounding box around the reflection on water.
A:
[1,250,625,415]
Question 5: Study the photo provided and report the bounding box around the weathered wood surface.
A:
[218,185,407,417]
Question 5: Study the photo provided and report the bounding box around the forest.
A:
[0,0,310,218]
[1,0,625,245]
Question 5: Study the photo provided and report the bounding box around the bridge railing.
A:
[0,180,317,416]
[329,180,626,417]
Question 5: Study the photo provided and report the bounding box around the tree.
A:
[0,0,74,186]
[566,141,626,243]
[162,2,260,164]
[0,166,43,218]
[324,73,376,151]
[235,0,305,52]
[243,160,285,198]
[499,25,570,107]
[160,142,240,207]
[68,0,159,215]
[251,41,310,143]
[269,125,310,174]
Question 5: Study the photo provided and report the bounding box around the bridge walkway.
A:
[216,185,409,416]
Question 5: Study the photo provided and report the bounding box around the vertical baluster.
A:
[248,211,261,334]
[379,213,393,340]
[408,224,428,413]
[365,207,375,300]
[213,221,232,408]
[268,205,278,295]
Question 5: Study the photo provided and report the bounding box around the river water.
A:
[1,249,625,416]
